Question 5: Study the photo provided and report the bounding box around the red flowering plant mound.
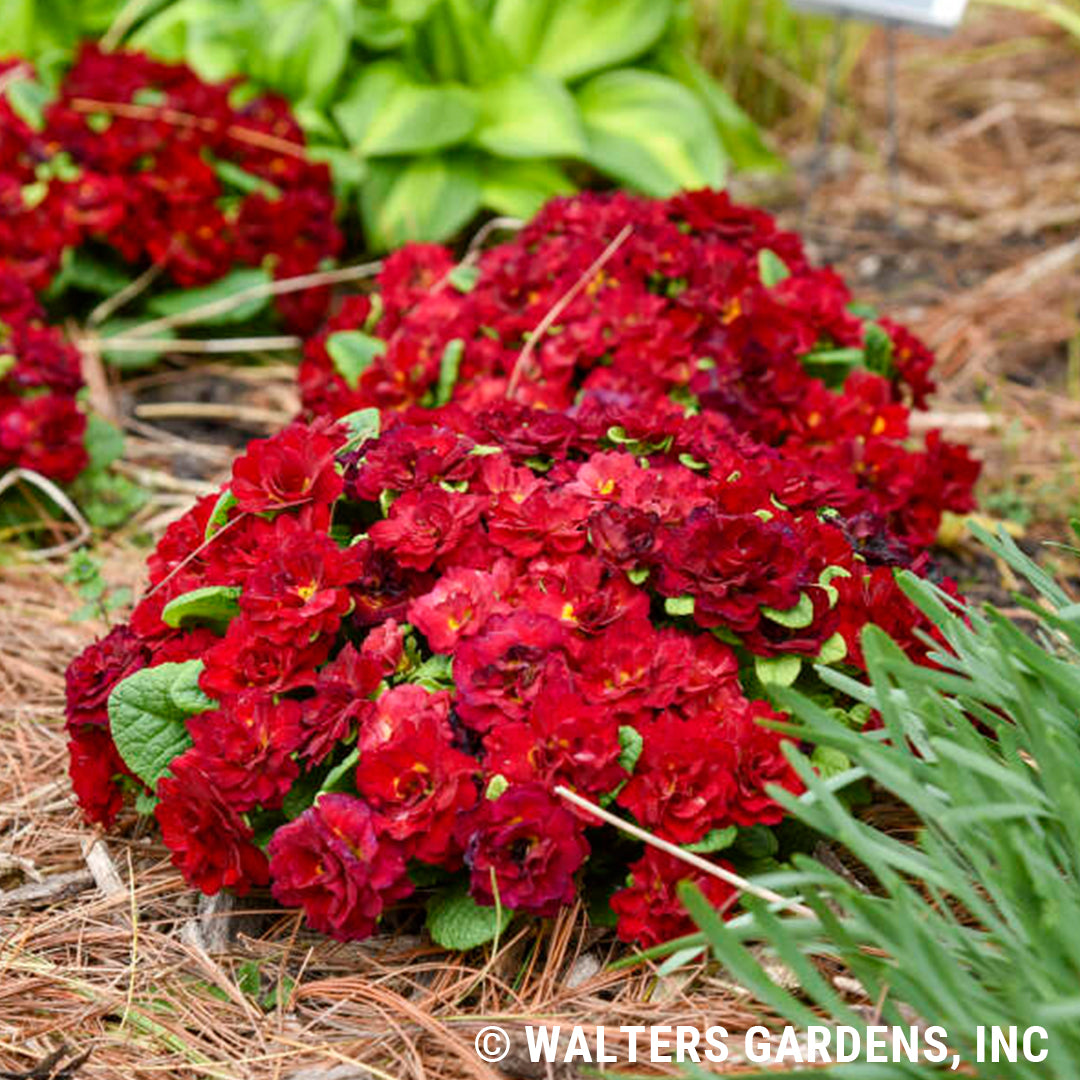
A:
[65,378,972,947]
[0,45,339,490]
[300,190,977,558]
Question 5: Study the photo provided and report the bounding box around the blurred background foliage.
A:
[2,0,791,248]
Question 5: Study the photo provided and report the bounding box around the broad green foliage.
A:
[669,527,1080,1079]
[426,881,513,949]
[43,0,780,248]
[108,660,216,787]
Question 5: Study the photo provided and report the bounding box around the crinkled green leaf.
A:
[426,882,513,950]
[108,661,213,787]
[758,248,791,287]
[169,660,218,716]
[411,653,455,692]
[338,407,381,451]
[161,585,242,632]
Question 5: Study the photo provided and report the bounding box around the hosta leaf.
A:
[108,661,213,787]
[577,70,726,197]
[426,882,513,950]
[334,61,479,156]
[327,330,386,389]
[361,154,482,248]
[161,585,242,632]
[479,158,574,219]
[527,0,674,82]
[657,49,781,172]
[473,72,586,159]
[147,268,272,326]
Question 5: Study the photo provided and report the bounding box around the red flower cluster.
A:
[0,47,339,486]
[300,190,976,554]
[66,383,963,944]
[0,266,86,479]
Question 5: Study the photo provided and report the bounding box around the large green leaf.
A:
[426,882,514,950]
[326,330,386,389]
[334,60,479,157]
[249,0,353,106]
[577,69,727,196]
[161,585,242,632]
[108,660,216,788]
[658,48,782,172]
[473,71,586,159]
[488,0,550,65]
[480,158,574,219]
[361,153,482,248]
[526,0,674,82]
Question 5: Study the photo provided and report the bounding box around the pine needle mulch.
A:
[0,566,793,1080]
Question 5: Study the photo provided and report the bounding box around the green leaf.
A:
[657,50,781,172]
[473,72,585,159]
[108,661,210,788]
[448,264,480,293]
[683,826,737,854]
[755,653,802,687]
[5,76,51,131]
[479,158,574,219]
[169,660,218,716]
[864,322,895,378]
[527,0,674,82]
[485,774,508,800]
[627,566,650,585]
[664,595,696,617]
[758,248,791,287]
[161,585,242,632]
[410,653,455,692]
[210,158,281,200]
[83,414,125,472]
[0,354,14,380]
[248,0,353,107]
[577,69,726,197]
[811,745,852,780]
[816,631,848,666]
[762,592,814,629]
[361,154,482,248]
[326,330,386,389]
[135,790,159,816]
[434,339,463,407]
[147,268,272,326]
[99,320,177,370]
[426,883,513,950]
[818,564,852,606]
[337,407,381,451]
[617,725,643,774]
[334,61,479,156]
[204,488,237,540]
[44,248,135,301]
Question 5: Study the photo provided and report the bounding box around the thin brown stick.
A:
[554,785,817,919]
[88,261,164,327]
[69,97,312,160]
[96,335,302,354]
[505,224,633,400]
